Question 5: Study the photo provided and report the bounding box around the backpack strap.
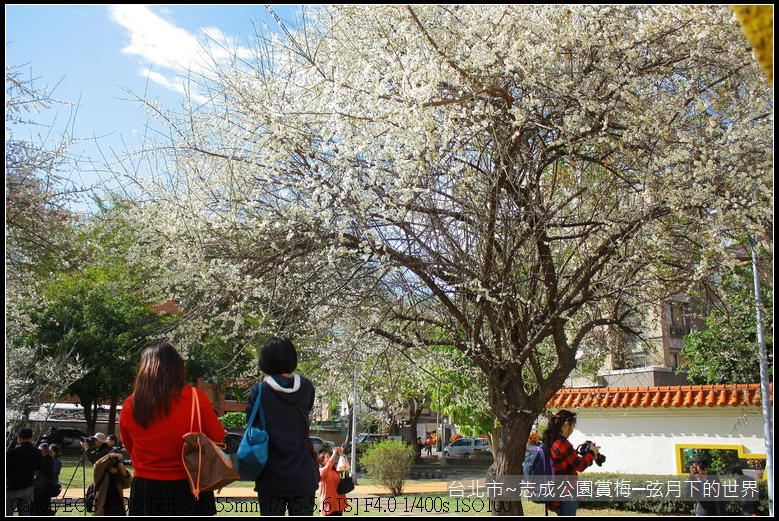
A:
[247,382,265,430]
[284,402,319,473]
[540,443,555,476]
[284,401,310,439]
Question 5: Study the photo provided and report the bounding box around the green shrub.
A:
[220,412,246,429]
[360,440,416,495]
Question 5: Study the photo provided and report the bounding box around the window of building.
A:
[676,443,766,478]
[669,300,705,338]
[613,336,649,370]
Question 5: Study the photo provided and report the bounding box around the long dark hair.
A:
[132,343,186,428]
[543,410,577,446]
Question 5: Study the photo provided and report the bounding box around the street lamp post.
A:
[350,350,359,484]
[749,235,773,516]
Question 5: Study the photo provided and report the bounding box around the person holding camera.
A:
[543,410,599,516]
[82,433,111,465]
[92,451,132,516]
[686,457,724,516]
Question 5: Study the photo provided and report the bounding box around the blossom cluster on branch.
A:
[114,7,771,509]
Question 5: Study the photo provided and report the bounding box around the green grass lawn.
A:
[52,457,681,517]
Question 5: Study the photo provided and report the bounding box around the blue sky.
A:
[6,5,302,205]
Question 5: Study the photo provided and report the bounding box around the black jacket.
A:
[245,374,318,497]
[6,441,42,491]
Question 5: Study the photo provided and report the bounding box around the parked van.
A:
[443,437,491,458]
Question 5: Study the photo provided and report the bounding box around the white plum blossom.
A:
[118,6,771,512]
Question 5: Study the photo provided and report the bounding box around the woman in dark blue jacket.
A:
[246,337,319,515]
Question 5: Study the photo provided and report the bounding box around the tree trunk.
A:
[488,411,535,516]
[81,399,97,435]
[408,398,425,437]
[407,397,426,461]
[485,424,501,460]
[107,397,119,435]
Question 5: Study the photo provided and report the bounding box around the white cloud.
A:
[108,5,253,97]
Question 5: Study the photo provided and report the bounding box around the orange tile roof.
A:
[548,384,772,409]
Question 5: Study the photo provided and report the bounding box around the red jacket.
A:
[550,438,594,476]
[318,454,349,515]
[547,437,594,512]
[119,386,226,480]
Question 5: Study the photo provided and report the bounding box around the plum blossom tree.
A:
[6,66,87,440]
[5,66,78,275]
[122,6,772,514]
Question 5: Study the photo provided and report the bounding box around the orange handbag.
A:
[182,387,240,499]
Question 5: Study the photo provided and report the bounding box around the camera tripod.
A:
[59,448,89,516]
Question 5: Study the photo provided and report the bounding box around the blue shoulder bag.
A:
[236,382,269,480]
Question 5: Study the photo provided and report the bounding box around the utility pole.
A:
[749,235,773,515]
[350,350,359,483]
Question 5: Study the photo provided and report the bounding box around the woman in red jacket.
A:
[543,410,599,516]
[119,343,226,516]
[317,446,349,516]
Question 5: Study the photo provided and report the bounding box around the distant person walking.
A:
[119,343,225,516]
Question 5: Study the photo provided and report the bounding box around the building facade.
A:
[547,384,769,476]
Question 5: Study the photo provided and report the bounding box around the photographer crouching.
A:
[544,410,603,516]
[93,449,132,516]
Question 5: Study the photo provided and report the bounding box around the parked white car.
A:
[443,437,491,458]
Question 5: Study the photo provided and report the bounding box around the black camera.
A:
[577,440,606,466]
[80,436,95,445]
[108,448,131,468]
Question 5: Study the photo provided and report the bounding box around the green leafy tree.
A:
[219,412,246,430]
[5,65,87,440]
[425,347,496,443]
[682,266,773,384]
[29,267,162,434]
